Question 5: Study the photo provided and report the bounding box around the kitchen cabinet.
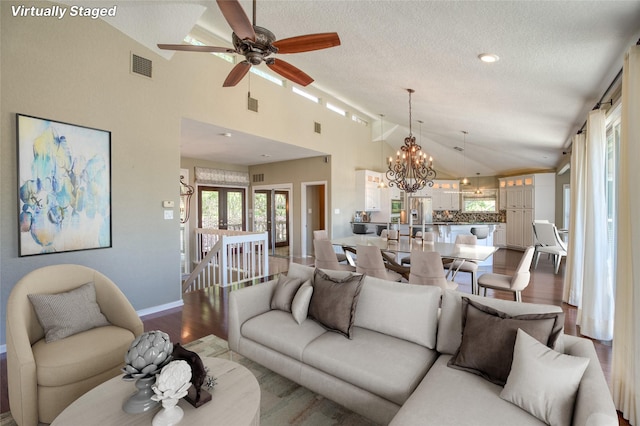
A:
[501,173,555,250]
[356,170,382,211]
[493,223,507,247]
[431,180,460,210]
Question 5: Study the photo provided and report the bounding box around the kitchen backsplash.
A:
[433,210,506,223]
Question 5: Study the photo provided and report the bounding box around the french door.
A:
[198,186,246,230]
[254,190,289,248]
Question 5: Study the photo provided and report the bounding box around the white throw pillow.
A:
[500,329,589,426]
[291,281,313,324]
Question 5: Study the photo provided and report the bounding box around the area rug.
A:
[0,334,376,426]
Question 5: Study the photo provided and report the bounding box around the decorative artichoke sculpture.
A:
[122,330,173,380]
[151,360,193,402]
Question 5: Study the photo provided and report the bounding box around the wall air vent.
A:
[252,173,264,183]
[131,53,152,78]
[314,122,322,134]
[248,95,259,112]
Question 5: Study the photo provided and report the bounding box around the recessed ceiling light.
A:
[220,132,232,137]
[261,154,271,157]
[478,53,499,63]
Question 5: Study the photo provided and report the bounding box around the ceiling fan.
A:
[158,0,341,87]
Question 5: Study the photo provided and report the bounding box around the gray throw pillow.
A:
[309,269,365,338]
[448,297,564,386]
[500,329,589,426]
[270,274,304,312]
[28,282,110,343]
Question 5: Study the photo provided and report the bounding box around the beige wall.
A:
[0,1,376,345]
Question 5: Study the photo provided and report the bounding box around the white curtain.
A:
[612,44,640,426]
[562,110,613,340]
[563,133,585,306]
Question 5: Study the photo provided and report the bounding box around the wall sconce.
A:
[179,175,194,224]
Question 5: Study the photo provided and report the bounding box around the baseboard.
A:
[137,299,184,318]
[0,300,184,354]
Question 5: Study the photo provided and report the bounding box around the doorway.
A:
[301,181,327,258]
[198,186,246,230]
[254,189,290,252]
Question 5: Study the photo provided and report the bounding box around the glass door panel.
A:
[254,190,289,249]
[198,186,245,230]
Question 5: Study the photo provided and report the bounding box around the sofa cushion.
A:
[28,282,110,343]
[389,354,546,426]
[308,269,364,338]
[448,298,564,386]
[501,329,589,426]
[241,310,327,361]
[270,275,304,312]
[302,327,438,406]
[353,276,441,349]
[437,290,565,355]
[32,325,135,387]
[291,282,313,324]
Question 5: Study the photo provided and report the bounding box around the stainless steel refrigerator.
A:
[407,196,433,235]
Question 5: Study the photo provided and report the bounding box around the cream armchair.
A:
[7,264,144,425]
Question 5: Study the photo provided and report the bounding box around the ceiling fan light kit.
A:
[158,0,340,87]
[386,89,436,193]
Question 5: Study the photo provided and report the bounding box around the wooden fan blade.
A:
[223,61,251,87]
[157,44,236,54]
[267,59,313,86]
[272,33,341,54]
[216,0,256,41]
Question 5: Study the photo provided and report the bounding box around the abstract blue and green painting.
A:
[17,114,111,256]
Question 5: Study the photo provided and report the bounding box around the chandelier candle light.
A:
[386,89,436,193]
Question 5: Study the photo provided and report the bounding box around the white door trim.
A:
[300,181,328,258]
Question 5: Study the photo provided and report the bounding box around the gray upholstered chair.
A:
[477,246,535,302]
[400,231,437,266]
[408,251,458,291]
[532,222,567,274]
[313,229,348,263]
[356,244,403,281]
[313,239,356,271]
[6,264,143,425]
[445,234,479,294]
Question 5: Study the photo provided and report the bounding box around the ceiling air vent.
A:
[131,53,152,78]
[247,95,259,112]
[314,122,322,134]
[252,173,264,183]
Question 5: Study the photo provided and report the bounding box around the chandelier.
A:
[386,89,436,193]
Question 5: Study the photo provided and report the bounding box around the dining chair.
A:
[444,234,479,294]
[313,229,349,263]
[380,229,399,241]
[313,239,356,271]
[355,244,403,281]
[400,232,437,265]
[408,251,458,291]
[532,222,567,274]
[477,246,535,302]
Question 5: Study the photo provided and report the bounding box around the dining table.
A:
[331,235,499,294]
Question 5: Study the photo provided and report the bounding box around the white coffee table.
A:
[51,357,260,425]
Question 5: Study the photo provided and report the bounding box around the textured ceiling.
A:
[94,0,640,176]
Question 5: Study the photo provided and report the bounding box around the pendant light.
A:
[461,131,469,185]
[474,173,483,195]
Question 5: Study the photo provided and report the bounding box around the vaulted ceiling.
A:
[86,0,640,176]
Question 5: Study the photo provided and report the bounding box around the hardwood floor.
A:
[0,249,630,425]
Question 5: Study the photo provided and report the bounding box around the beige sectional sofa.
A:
[228,263,618,426]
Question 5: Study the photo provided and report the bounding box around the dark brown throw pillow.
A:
[448,297,564,386]
[270,274,304,312]
[309,269,365,338]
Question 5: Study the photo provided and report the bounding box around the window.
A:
[292,86,319,103]
[605,103,620,284]
[326,102,346,116]
[462,189,497,212]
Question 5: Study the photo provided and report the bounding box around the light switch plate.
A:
[164,210,173,220]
